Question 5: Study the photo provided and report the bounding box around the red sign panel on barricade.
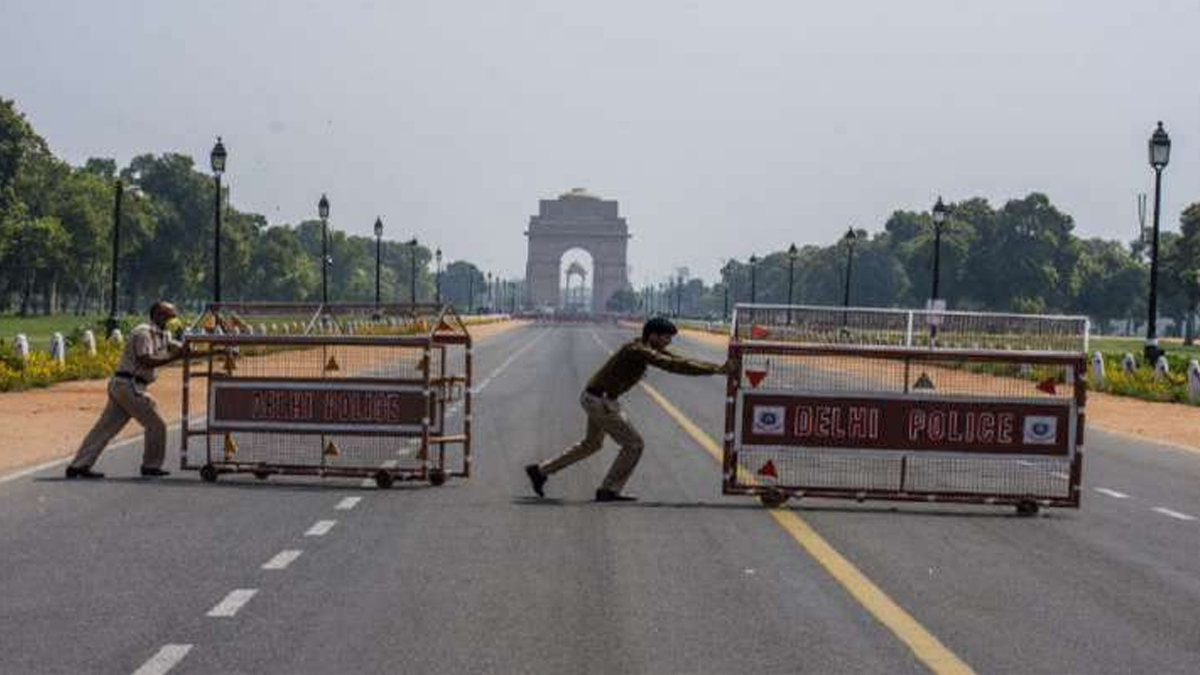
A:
[209,377,430,435]
[740,393,1070,456]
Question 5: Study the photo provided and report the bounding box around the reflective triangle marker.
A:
[324,440,340,458]
[750,325,771,340]
[325,355,340,372]
[758,460,778,479]
[745,369,768,388]
[1036,378,1058,395]
[913,372,935,390]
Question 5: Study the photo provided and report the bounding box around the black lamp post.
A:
[435,249,443,306]
[406,238,419,305]
[318,194,330,304]
[675,276,683,317]
[486,272,493,312]
[931,196,947,303]
[842,227,858,309]
[373,217,383,310]
[786,243,799,306]
[210,137,227,303]
[107,177,126,335]
[721,261,733,322]
[749,254,759,304]
[467,271,475,313]
[1145,121,1171,362]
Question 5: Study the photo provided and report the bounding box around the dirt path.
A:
[0,321,522,477]
[681,328,1200,454]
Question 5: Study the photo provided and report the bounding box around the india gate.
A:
[524,188,631,312]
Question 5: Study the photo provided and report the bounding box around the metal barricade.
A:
[724,304,1088,514]
[181,303,472,488]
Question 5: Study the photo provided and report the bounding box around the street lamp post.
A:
[721,261,734,322]
[406,238,419,305]
[1145,121,1172,362]
[786,243,798,324]
[749,254,759,304]
[931,196,947,303]
[675,276,683,317]
[486,272,493,312]
[842,227,858,309]
[435,248,443,306]
[373,217,383,311]
[210,137,227,303]
[467,271,475,313]
[318,194,330,304]
[107,178,125,335]
[842,227,858,328]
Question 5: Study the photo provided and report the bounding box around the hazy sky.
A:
[3,0,1198,283]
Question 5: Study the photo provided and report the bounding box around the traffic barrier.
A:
[724,304,1089,514]
[181,302,473,488]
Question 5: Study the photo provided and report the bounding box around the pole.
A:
[843,241,854,309]
[1146,166,1164,361]
[108,179,123,334]
[723,283,729,322]
[931,223,942,302]
[750,264,758,304]
[374,233,381,308]
[787,256,795,324]
[213,174,222,303]
[468,273,474,313]
[321,217,329,304]
[409,243,417,305]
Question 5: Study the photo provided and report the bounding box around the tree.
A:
[606,287,638,313]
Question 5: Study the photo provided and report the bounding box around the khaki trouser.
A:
[540,391,645,493]
[69,377,166,470]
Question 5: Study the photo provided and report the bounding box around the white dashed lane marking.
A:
[130,644,192,675]
[1093,488,1130,499]
[1152,507,1196,521]
[206,589,258,618]
[305,520,337,536]
[335,496,362,511]
[261,550,303,570]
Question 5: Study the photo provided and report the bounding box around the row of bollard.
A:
[10,329,123,365]
[1090,351,1200,403]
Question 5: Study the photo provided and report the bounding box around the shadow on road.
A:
[36,475,434,493]
[511,495,1061,519]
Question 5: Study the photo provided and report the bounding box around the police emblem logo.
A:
[1023,416,1058,444]
[752,405,786,435]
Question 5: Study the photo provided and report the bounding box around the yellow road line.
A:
[639,380,978,675]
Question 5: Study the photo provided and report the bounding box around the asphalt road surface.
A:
[2,324,1198,675]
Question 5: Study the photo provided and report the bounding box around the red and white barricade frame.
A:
[723,304,1088,514]
[181,303,472,488]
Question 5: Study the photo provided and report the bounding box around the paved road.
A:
[1,324,1198,675]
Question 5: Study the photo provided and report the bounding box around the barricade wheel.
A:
[428,469,446,487]
[759,490,788,509]
[375,470,394,489]
[253,470,270,480]
[1016,500,1039,517]
[200,465,218,483]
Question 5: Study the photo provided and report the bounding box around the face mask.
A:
[163,317,184,338]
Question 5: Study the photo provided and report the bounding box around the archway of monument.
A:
[523,188,631,313]
[559,247,594,312]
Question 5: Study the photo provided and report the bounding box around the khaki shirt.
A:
[114,324,169,383]
[586,339,724,399]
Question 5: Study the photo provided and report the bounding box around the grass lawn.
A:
[0,314,131,347]
[1091,336,1200,360]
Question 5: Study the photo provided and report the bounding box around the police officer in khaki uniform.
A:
[65,301,186,479]
[525,317,732,502]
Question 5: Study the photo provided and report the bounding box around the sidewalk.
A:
[0,321,522,477]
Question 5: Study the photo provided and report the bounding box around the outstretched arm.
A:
[638,344,729,376]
